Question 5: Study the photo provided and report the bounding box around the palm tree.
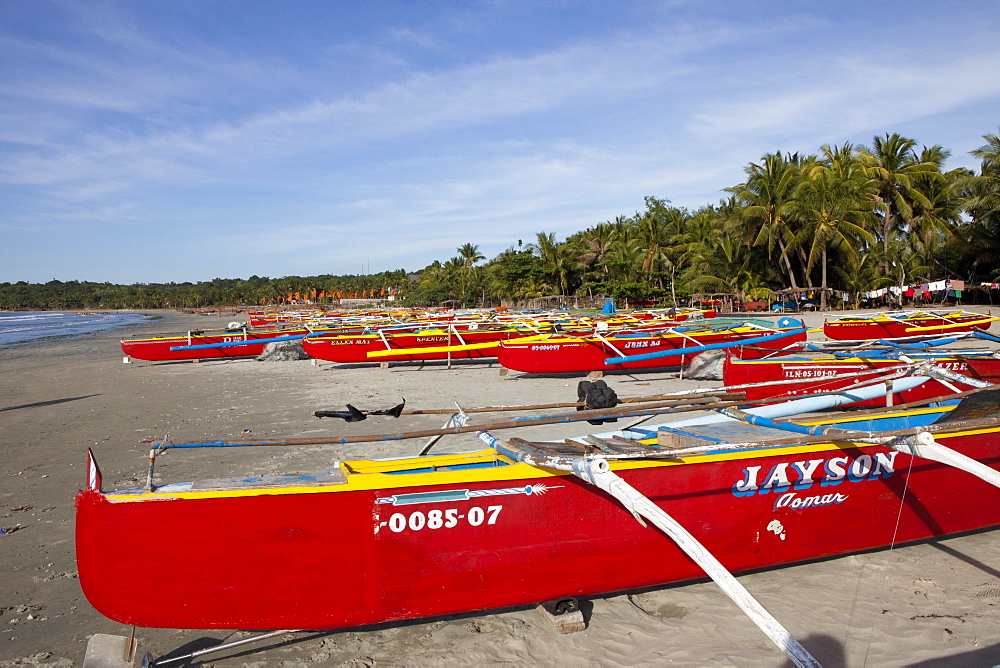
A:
[907,151,964,271]
[965,129,1000,229]
[857,133,937,275]
[727,152,805,289]
[576,222,619,275]
[953,130,1000,282]
[457,243,485,269]
[530,232,576,296]
[787,162,877,309]
[832,249,893,309]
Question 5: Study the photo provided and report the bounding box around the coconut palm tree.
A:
[956,130,1000,282]
[787,162,877,309]
[457,243,485,269]
[530,232,577,296]
[575,222,620,275]
[857,133,937,275]
[726,152,806,290]
[907,151,964,272]
[965,129,1000,229]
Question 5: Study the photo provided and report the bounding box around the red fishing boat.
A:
[300,316,690,364]
[120,325,313,362]
[75,394,1000,632]
[823,310,996,341]
[301,323,551,363]
[723,349,1000,406]
[496,319,807,374]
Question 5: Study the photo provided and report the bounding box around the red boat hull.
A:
[497,328,807,374]
[120,328,311,362]
[723,353,1000,406]
[823,313,991,341]
[75,421,1000,630]
[302,327,537,363]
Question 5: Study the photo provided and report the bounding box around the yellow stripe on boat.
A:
[904,316,999,332]
[365,334,550,358]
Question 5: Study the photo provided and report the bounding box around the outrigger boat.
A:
[496,318,808,374]
[76,366,1000,666]
[122,314,518,363]
[823,310,996,341]
[724,348,1000,406]
[302,322,552,363]
[120,324,313,362]
[300,315,698,365]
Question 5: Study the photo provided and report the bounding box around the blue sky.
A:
[2,1,999,284]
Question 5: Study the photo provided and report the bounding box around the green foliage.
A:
[7,128,1000,310]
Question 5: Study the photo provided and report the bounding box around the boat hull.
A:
[302,327,537,363]
[75,416,1000,630]
[120,328,311,362]
[496,327,807,374]
[823,312,992,341]
[723,353,1000,405]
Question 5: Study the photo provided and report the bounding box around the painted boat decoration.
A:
[823,310,996,341]
[496,319,807,374]
[75,389,1000,637]
[723,349,1000,406]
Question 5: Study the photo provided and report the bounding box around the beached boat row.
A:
[118,307,722,363]
[84,307,1000,665]
[122,308,996,369]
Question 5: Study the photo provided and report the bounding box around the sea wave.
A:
[0,312,154,348]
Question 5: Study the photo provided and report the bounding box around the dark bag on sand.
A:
[577,380,619,425]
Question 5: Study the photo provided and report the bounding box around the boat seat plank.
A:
[507,436,662,458]
[583,435,655,454]
[658,422,800,450]
[191,470,347,491]
[563,439,601,453]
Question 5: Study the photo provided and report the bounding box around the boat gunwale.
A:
[94,403,996,504]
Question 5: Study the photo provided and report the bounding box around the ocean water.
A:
[0,311,156,348]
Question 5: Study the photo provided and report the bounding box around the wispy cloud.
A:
[2,2,999,282]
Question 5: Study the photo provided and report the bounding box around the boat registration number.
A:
[385,505,503,533]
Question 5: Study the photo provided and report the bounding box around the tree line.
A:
[4,129,999,311]
[0,272,409,310]
[407,129,1000,309]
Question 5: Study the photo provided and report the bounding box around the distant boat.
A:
[120,325,312,361]
[496,318,807,374]
[823,310,996,341]
[723,348,1000,406]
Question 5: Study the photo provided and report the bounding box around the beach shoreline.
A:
[1,309,998,666]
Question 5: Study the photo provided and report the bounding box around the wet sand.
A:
[0,309,998,666]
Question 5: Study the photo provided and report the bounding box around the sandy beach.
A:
[1,309,999,666]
